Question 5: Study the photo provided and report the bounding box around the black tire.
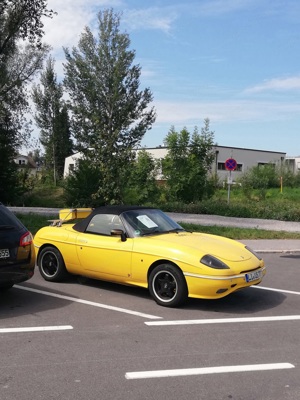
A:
[38,246,68,282]
[148,264,188,307]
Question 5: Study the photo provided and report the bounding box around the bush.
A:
[21,185,66,208]
[155,188,300,221]
[63,160,104,207]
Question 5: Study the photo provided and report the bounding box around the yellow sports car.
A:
[34,206,266,307]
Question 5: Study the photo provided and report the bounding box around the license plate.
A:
[245,270,263,282]
[0,249,10,259]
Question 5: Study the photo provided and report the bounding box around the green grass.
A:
[159,187,300,221]
[17,184,300,221]
[17,213,300,240]
[15,185,300,239]
[180,223,300,240]
[16,213,53,235]
[20,185,66,208]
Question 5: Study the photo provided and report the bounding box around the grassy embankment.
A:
[16,185,300,239]
[17,213,300,240]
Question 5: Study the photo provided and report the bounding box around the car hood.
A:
[140,231,252,262]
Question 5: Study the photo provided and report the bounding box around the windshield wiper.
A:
[140,229,162,236]
[142,228,185,236]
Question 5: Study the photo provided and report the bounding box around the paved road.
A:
[9,206,300,232]
[10,206,300,253]
[167,212,300,233]
[1,253,300,400]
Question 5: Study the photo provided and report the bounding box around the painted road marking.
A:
[145,315,300,326]
[125,363,295,379]
[253,285,300,296]
[15,285,162,320]
[0,326,73,333]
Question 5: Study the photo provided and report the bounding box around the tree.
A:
[54,104,73,178]
[188,119,216,200]
[0,0,55,54]
[32,57,73,184]
[0,117,21,204]
[0,0,52,202]
[162,119,215,202]
[125,149,160,204]
[0,0,53,119]
[63,9,156,204]
[162,126,191,201]
[63,159,103,207]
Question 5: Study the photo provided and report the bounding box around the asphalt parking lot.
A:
[1,252,300,400]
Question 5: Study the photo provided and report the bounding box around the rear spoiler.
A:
[49,208,93,226]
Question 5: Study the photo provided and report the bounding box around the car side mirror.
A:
[111,229,127,242]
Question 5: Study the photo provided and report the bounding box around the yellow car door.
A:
[75,214,133,279]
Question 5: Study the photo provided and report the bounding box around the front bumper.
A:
[184,266,266,299]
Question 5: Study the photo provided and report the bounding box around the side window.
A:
[86,214,123,236]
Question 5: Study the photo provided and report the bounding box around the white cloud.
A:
[42,2,178,80]
[44,0,123,51]
[40,1,125,81]
[154,99,300,124]
[122,8,178,33]
[245,76,300,93]
[43,1,177,56]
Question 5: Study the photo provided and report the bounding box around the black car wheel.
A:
[149,264,188,307]
[38,246,68,282]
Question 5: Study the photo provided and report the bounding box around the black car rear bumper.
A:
[0,263,35,287]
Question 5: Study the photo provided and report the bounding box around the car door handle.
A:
[78,239,88,244]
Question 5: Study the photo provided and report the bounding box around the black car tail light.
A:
[20,231,33,247]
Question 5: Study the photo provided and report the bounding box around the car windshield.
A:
[121,209,184,237]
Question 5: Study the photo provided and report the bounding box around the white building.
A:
[211,145,285,182]
[285,156,300,174]
[14,155,38,177]
[64,145,286,183]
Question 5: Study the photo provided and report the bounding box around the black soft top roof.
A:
[93,205,152,215]
[73,205,154,232]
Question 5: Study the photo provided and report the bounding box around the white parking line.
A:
[15,285,162,320]
[0,326,73,333]
[145,315,300,326]
[125,363,295,379]
[253,285,300,296]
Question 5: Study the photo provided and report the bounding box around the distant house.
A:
[14,155,38,177]
[63,153,79,178]
[285,156,300,174]
[63,146,286,183]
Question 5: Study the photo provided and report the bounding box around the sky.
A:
[38,0,300,156]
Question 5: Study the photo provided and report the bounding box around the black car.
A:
[0,203,35,290]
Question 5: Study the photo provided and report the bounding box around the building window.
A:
[69,164,74,172]
[218,162,243,171]
[258,162,275,169]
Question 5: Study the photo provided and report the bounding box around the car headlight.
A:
[245,246,263,261]
[200,255,230,269]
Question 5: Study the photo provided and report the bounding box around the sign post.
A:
[225,158,237,204]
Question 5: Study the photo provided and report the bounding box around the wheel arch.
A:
[147,260,189,307]
[37,243,68,282]
[37,243,63,263]
[147,259,184,282]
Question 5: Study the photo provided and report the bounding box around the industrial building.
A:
[64,145,286,184]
